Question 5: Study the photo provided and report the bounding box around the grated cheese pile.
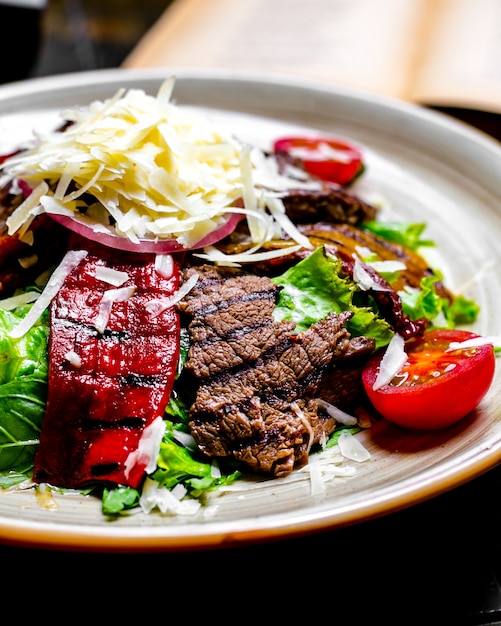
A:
[0,76,314,257]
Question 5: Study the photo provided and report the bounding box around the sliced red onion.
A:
[18,180,33,197]
[47,212,243,254]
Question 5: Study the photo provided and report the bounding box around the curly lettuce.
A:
[0,302,49,479]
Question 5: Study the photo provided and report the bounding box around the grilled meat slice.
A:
[178,265,375,478]
[280,186,377,225]
[178,265,290,378]
[33,239,181,490]
[272,150,377,225]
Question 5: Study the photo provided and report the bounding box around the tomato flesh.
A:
[362,329,496,430]
[272,136,364,185]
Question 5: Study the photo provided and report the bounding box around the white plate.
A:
[0,68,500,552]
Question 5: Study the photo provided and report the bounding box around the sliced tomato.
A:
[362,329,496,430]
[272,136,364,185]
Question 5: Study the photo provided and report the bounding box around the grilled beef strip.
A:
[280,185,377,226]
[177,264,375,478]
[33,237,181,490]
[272,150,376,225]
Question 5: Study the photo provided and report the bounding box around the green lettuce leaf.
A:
[271,246,393,348]
[399,273,479,327]
[153,423,241,496]
[399,274,444,321]
[443,294,480,327]
[362,220,434,250]
[102,486,140,515]
[0,304,49,473]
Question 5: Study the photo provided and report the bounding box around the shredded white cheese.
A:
[316,398,358,426]
[18,254,38,270]
[353,258,391,292]
[154,253,174,278]
[291,402,315,454]
[1,77,319,260]
[298,445,358,496]
[145,272,199,318]
[0,290,39,311]
[372,333,407,390]
[94,266,129,286]
[367,259,406,273]
[8,249,88,339]
[64,349,82,368]
[337,430,371,462]
[94,285,136,333]
[5,181,48,235]
[124,416,166,480]
[446,336,501,351]
[139,477,201,516]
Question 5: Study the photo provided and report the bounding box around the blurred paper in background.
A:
[123,0,501,115]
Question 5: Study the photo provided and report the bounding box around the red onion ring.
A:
[47,211,243,253]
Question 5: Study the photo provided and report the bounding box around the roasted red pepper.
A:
[33,237,181,490]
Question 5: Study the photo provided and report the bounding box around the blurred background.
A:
[34,0,170,76]
[0,0,169,82]
[1,0,498,140]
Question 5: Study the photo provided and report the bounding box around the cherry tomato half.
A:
[272,136,364,186]
[362,329,496,430]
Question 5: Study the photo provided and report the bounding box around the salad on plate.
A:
[0,77,496,518]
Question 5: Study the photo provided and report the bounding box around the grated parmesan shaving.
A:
[196,242,304,266]
[154,253,174,278]
[18,254,38,269]
[353,258,391,292]
[298,445,358,496]
[19,230,34,246]
[145,271,199,318]
[0,290,40,311]
[8,249,88,339]
[373,332,407,390]
[124,416,166,479]
[337,430,371,462]
[139,477,201,516]
[6,181,48,236]
[291,402,314,454]
[367,259,406,273]
[94,285,136,333]
[316,398,358,426]
[94,266,129,286]
[0,77,321,263]
[65,350,82,368]
[446,336,501,351]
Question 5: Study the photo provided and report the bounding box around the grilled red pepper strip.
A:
[33,239,181,490]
